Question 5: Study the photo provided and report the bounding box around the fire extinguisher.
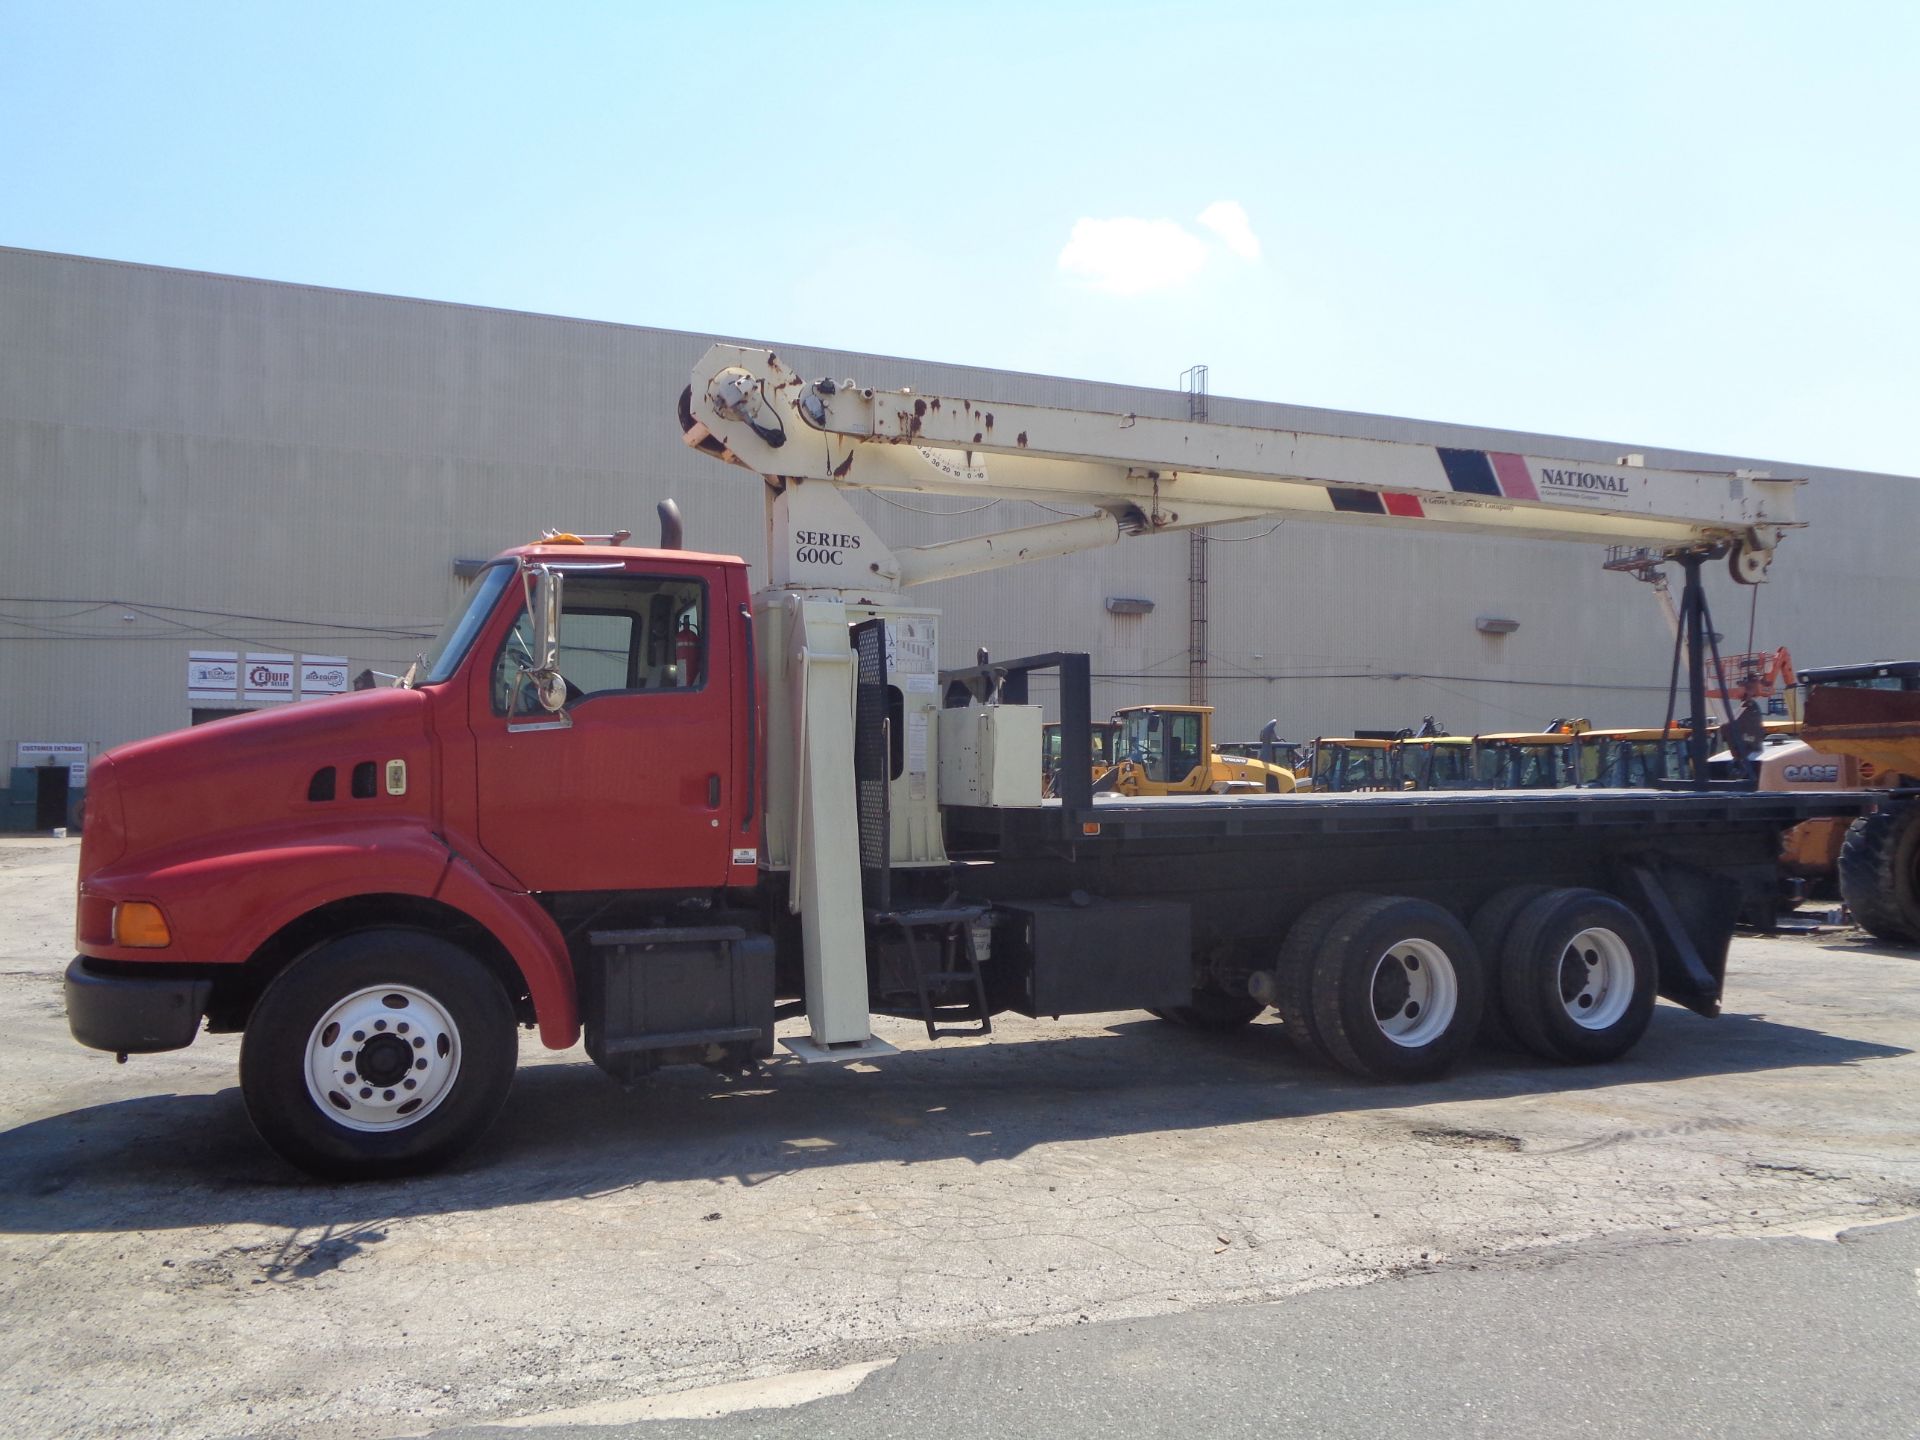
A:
[675,614,701,684]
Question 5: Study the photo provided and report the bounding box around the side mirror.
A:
[513,563,570,719]
[529,565,564,675]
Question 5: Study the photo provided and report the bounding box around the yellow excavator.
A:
[1098,704,1297,796]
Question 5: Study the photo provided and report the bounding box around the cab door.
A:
[469,566,733,893]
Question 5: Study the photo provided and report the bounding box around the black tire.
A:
[1838,804,1920,945]
[1272,892,1377,1063]
[1498,889,1657,1064]
[1309,896,1484,1081]
[1468,884,1553,1048]
[1151,990,1265,1031]
[240,930,518,1180]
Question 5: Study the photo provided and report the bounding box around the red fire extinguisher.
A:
[675,614,701,684]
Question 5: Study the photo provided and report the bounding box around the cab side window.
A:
[492,575,706,716]
[1167,712,1201,782]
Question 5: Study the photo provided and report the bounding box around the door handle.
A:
[708,774,721,809]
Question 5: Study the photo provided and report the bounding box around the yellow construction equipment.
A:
[1396,734,1476,790]
[1100,704,1296,795]
[1306,736,1400,792]
[1799,661,1920,941]
[1580,725,1695,787]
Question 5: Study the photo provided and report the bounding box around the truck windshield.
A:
[416,562,515,685]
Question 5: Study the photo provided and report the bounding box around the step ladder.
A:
[868,903,992,1040]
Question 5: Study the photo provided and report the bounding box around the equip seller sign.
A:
[244,654,295,702]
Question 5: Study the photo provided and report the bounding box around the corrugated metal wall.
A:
[3,244,1915,776]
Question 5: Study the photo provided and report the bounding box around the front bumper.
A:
[65,957,211,1054]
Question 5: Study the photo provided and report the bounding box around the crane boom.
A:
[683,344,1804,591]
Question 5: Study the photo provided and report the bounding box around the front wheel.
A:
[240,930,518,1180]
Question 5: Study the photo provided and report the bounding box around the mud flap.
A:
[1618,860,1742,1017]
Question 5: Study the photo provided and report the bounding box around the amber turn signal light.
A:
[113,902,172,948]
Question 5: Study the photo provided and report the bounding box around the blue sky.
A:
[3,1,1915,473]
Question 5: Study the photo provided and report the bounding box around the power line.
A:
[0,596,439,637]
[875,494,1000,516]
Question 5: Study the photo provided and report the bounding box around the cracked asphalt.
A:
[2,836,1917,1438]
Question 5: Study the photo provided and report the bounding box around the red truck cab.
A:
[66,537,761,1177]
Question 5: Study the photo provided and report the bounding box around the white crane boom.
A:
[683,344,1804,593]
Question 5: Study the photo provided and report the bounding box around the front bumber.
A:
[65,957,211,1054]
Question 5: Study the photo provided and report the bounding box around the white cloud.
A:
[1196,200,1261,260]
[1057,216,1210,296]
[1057,202,1262,295]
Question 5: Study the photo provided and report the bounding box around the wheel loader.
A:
[1799,661,1920,942]
[1100,704,1297,795]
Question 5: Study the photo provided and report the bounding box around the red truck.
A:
[65,347,1857,1179]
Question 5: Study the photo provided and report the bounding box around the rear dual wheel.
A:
[1270,891,1374,1063]
[1494,889,1657,1064]
[1272,895,1483,1081]
[1467,884,1551,1047]
[1309,897,1484,1080]
[1272,887,1656,1077]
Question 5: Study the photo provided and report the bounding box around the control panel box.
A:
[937,705,1043,808]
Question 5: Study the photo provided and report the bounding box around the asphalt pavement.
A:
[431,1217,1920,1439]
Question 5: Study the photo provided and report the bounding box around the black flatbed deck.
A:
[962,787,1873,846]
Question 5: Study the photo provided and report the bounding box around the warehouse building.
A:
[2,245,1914,828]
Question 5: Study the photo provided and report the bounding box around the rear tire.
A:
[1838,803,1920,945]
[1498,889,1657,1063]
[1271,892,1377,1063]
[1309,896,1484,1080]
[1468,884,1552,1047]
[240,930,518,1181]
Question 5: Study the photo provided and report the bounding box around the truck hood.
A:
[84,688,438,878]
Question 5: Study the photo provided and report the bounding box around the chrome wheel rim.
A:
[304,984,461,1133]
[1557,927,1635,1030]
[1368,938,1457,1048]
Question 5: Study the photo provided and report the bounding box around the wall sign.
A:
[16,741,88,783]
[244,653,295,702]
[300,656,349,697]
[188,650,239,703]
[189,650,351,705]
